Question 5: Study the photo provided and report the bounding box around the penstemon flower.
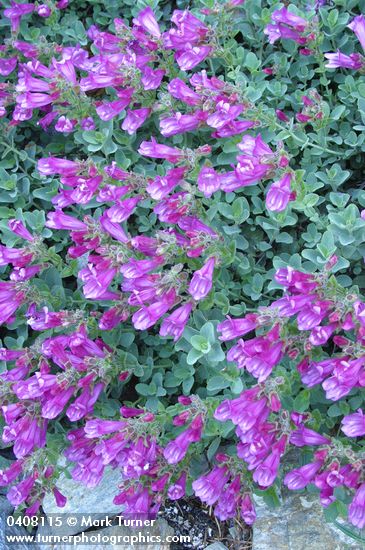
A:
[325,15,365,71]
[0,0,364,535]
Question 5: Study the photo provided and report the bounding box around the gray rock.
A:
[253,493,364,550]
[0,496,41,550]
[36,517,174,550]
[205,543,229,550]
[41,467,124,536]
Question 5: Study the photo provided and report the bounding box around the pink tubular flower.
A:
[264,7,308,45]
[290,426,330,447]
[46,210,87,231]
[38,157,81,176]
[163,415,203,464]
[175,45,212,71]
[160,112,203,137]
[167,472,187,500]
[4,2,35,32]
[8,219,34,242]
[96,92,134,121]
[284,461,323,490]
[159,303,193,341]
[37,4,51,17]
[7,476,35,506]
[217,314,258,341]
[132,291,176,331]
[0,56,17,76]
[138,138,184,163]
[188,257,215,301]
[324,52,363,70]
[141,67,165,90]
[271,7,308,29]
[348,15,365,52]
[122,108,151,134]
[252,451,281,487]
[106,197,140,223]
[146,167,186,200]
[240,494,256,525]
[214,476,241,521]
[266,173,293,212]
[325,15,365,70]
[0,281,26,326]
[192,466,229,505]
[197,166,221,197]
[341,410,365,437]
[168,78,201,105]
[53,487,67,508]
[348,484,365,529]
[133,7,161,38]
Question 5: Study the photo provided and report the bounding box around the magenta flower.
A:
[133,6,160,38]
[348,15,365,51]
[159,303,193,341]
[192,466,229,506]
[8,219,34,242]
[164,415,203,464]
[264,7,308,45]
[96,92,134,121]
[38,157,81,176]
[84,419,126,437]
[167,472,187,500]
[52,487,67,508]
[0,281,26,326]
[99,213,129,243]
[188,257,215,301]
[138,138,184,163]
[7,476,35,506]
[348,484,365,529]
[106,197,140,223]
[17,92,57,109]
[46,210,87,231]
[271,7,308,29]
[217,314,258,341]
[41,386,76,419]
[325,16,365,71]
[122,108,151,134]
[290,426,330,447]
[55,116,76,133]
[175,45,212,71]
[197,166,221,197]
[37,4,51,17]
[141,67,165,90]
[160,112,203,137]
[132,292,176,331]
[341,409,365,437]
[266,173,293,212]
[0,56,17,76]
[284,461,323,490]
[240,494,256,525]
[214,476,241,521]
[147,167,186,200]
[253,451,281,487]
[4,2,35,32]
[324,52,363,70]
[168,78,201,105]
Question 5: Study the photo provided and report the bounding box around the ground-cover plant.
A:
[0,0,364,539]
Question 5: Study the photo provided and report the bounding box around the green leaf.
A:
[207,376,230,393]
[190,335,211,353]
[293,389,310,412]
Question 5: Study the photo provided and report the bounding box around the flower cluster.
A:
[217,261,365,528]
[0,0,364,537]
